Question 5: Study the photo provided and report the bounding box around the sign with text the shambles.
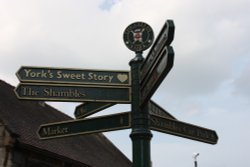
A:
[15,83,131,103]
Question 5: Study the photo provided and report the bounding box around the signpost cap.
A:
[123,21,154,53]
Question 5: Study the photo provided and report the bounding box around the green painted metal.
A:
[148,100,176,120]
[74,99,176,120]
[16,66,131,86]
[15,83,131,103]
[150,114,218,144]
[37,112,131,139]
[129,52,152,167]
[140,20,175,83]
[141,46,174,105]
[74,102,115,119]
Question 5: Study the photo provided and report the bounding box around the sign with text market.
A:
[37,112,131,139]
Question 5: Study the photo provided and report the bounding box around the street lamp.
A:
[193,153,200,167]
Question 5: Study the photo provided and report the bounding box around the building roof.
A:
[0,80,131,167]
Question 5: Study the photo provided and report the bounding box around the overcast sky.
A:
[0,0,250,166]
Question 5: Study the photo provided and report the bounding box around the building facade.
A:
[0,80,132,167]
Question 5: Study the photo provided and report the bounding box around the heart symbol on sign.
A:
[117,74,128,83]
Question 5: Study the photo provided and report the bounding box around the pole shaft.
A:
[194,160,198,167]
[130,52,152,167]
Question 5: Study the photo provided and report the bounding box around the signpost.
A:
[15,83,131,103]
[74,102,115,119]
[140,20,174,83]
[74,100,175,119]
[150,114,218,144]
[14,20,218,167]
[148,100,176,120]
[16,66,131,86]
[141,46,174,104]
[37,112,131,139]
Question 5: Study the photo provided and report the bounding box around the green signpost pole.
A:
[123,21,154,167]
[129,52,152,167]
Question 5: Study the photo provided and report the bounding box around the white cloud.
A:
[232,60,250,98]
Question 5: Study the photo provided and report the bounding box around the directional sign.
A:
[140,20,174,83]
[148,100,176,120]
[150,114,218,144]
[74,99,174,119]
[15,83,131,103]
[16,66,131,86]
[141,46,174,104]
[74,102,115,119]
[37,112,131,139]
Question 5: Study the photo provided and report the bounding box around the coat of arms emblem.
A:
[123,22,154,52]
